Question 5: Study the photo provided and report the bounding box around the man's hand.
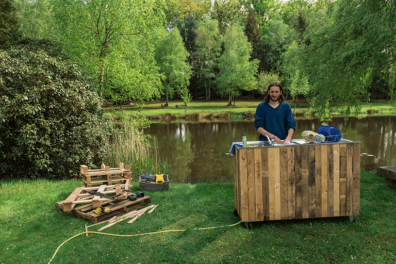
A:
[271,135,282,144]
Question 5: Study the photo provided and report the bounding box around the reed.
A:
[104,119,168,177]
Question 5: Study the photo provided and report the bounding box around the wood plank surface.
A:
[239,149,249,222]
[321,145,328,217]
[315,145,322,217]
[339,144,347,216]
[347,144,354,215]
[273,148,281,220]
[352,143,361,216]
[301,146,309,219]
[254,149,264,221]
[308,145,316,218]
[247,149,256,221]
[262,148,269,220]
[333,145,340,216]
[294,146,302,219]
[268,148,276,220]
[280,148,288,220]
[327,145,334,217]
[287,147,295,219]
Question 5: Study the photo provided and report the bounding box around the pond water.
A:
[144,116,396,183]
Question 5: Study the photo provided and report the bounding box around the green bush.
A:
[0,39,112,178]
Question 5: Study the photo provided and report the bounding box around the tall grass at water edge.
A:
[104,119,168,177]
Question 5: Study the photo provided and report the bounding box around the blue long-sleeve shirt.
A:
[254,102,296,141]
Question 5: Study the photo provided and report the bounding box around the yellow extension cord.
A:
[48,221,242,263]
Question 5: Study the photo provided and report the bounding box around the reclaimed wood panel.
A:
[239,149,248,222]
[254,149,264,221]
[280,148,289,220]
[262,148,269,221]
[247,150,256,221]
[287,147,295,219]
[233,142,360,223]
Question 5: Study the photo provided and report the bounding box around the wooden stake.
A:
[148,205,159,214]
[127,215,139,224]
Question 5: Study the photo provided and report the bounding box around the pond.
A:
[144,116,396,183]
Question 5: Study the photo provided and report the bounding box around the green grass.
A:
[1,170,395,263]
[104,100,396,121]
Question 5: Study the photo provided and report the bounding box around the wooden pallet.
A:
[56,196,151,223]
[60,183,131,212]
[80,163,131,187]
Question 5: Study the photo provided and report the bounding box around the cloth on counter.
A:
[301,130,325,143]
[229,142,243,155]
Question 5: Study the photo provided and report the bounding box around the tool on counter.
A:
[264,133,275,146]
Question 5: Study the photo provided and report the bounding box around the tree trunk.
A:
[294,96,298,114]
[227,91,232,106]
[208,79,211,101]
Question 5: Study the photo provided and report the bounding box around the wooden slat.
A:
[352,143,360,216]
[339,144,347,216]
[333,145,340,216]
[287,147,295,219]
[63,187,84,212]
[85,169,127,176]
[247,149,256,221]
[262,148,269,221]
[321,145,328,217]
[347,144,354,215]
[301,146,309,219]
[308,145,316,218]
[233,153,237,211]
[327,145,334,217]
[239,149,249,222]
[268,148,276,220]
[254,149,264,221]
[315,145,322,218]
[294,146,303,219]
[280,148,288,220]
[236,149,241,216]
[274,148,281,220]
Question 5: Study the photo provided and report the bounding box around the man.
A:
[254,82,295,144]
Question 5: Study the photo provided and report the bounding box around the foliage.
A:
[257,71,281,95]
[211,0,243,35]
[104,118,168,176]
[51,0,165,105]
[0,39,111,178]
[216,22,259,106]
[0,0,22,50]
[301,0,396,120]
[13,0,52,39]
[180,87,193,106]
[155,28,192,106]
[195,17,223,100]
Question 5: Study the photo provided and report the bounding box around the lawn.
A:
[104,100,396,120]
[1,170,395,263]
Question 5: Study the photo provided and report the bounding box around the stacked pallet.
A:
[55,163,151,222]
[80,163,131,187]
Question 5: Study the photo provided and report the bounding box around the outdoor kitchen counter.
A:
[233,139,360,224]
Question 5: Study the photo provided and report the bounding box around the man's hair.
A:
[264,82,286,103]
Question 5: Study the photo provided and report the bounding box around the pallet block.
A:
[80,163,131,187]
[56,196,151,222]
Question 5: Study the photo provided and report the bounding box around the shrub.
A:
[0,39,112,178]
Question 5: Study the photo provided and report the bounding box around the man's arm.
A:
[283,128,294,145]
[257,127,283,144]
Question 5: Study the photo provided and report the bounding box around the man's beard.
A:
[270,96,279,102]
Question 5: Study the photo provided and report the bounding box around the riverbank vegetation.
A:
[1,170,395,263]
[105,100,396,122]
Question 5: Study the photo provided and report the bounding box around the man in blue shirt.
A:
[254,82,295,144]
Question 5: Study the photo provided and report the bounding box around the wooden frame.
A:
[80,163,131,187]
[233,141,360,222]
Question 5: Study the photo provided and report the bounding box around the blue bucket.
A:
[318,126,342,142]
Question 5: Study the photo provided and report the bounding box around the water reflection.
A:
[145,116,396,183]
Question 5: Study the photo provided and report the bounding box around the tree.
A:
[302,0,396,119]
[0,0,22,49]
[211,0,243,35]
[244,9,261,62]
[195,18,223,100]
[257,71,281,95]
[216,22,259,106]
[51,0,164,106]
[13,0,52,39]
[155,28,192,106]
[0,39,111,178]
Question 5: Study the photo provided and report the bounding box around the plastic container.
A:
[242,132,247,147]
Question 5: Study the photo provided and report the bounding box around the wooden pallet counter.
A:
[233,139,360,223]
